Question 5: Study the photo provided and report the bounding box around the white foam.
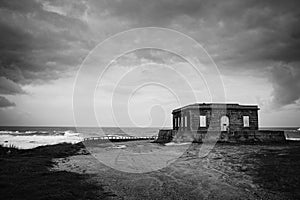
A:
[64,131,80,137]
[25,131,37,134]
[284,130,300,141]
[0,130,19,135]
[165,142,191,146]
[111,145,127,149]
[0,133,84,149]
[286,138,300,141]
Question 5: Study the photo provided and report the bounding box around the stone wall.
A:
[188,108,258,132]
[155,129,286,143]
[155,129,176,143]
[254,130,286,142]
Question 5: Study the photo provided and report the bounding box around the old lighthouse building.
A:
[156,103,286,143]
[172,103,259,132]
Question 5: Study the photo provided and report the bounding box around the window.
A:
[243,116,249,127]
[221,116,229,131]
[181,116,184,127]
[184,116,188,128]
[199,115,206,127]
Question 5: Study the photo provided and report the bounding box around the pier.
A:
[83,135,158,142]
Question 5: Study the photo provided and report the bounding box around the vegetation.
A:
[0,143,114,200]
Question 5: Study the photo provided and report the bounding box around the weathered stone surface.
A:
[173,103,259,132]
[156,103,286,143]
[155,129,176,143]
[155,130,286,143]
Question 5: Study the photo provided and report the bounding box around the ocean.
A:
[0,126,161,149]
[0,126,299,149]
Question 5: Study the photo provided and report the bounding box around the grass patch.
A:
[245,144,300,199]
[0,143,115,200]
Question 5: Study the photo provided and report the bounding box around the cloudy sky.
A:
[0,0,299,127]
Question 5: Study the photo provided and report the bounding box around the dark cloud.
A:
[0,76,25,94]
[1,0,300,109]
[95,0,300,65]
[0,96,15,108]
[0,0,93,107]
[98,0,300,108]
[0,0,94,106]
[0,0,42,13]
[0,0,92,85]
[269,63,300,108]
[95,0,206,25]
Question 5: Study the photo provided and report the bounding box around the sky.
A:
[0,0,300,127]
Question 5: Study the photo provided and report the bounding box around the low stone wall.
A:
[155,129,286,143]
[218,130,286,143]
[155,129,176,143]
[254,130,286,142]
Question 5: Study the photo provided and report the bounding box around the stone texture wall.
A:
[155,129,286,143]
[169,107,260,143]
[254,130,286,142]
[187,108,258,131]
[157,104,285,144]
[156,129,176,143]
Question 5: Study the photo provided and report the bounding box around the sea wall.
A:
[155,129,286,143]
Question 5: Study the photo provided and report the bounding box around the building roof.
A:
[172,103,259,114]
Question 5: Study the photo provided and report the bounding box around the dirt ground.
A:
[52,141,300,200]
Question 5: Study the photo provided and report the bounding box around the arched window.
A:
[220,116,229,131]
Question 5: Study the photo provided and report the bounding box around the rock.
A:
[213,156,222,160]
[249,183,257,189]
[240,166,248,172]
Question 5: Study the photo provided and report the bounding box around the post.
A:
[183,114,185,130]
[173,115,175,130]
[179,115,181,130]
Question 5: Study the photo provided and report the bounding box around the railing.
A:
[83,136,158,142]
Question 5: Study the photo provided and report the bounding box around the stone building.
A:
[172,103,259,132]
[156,103,286,143]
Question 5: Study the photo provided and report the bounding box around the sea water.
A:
[0,126,160,149]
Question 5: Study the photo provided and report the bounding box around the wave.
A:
[0,129,77,136]
[0,130,83,149]
[0,127,160,149]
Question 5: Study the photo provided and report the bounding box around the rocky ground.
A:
[52,141,300,200]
